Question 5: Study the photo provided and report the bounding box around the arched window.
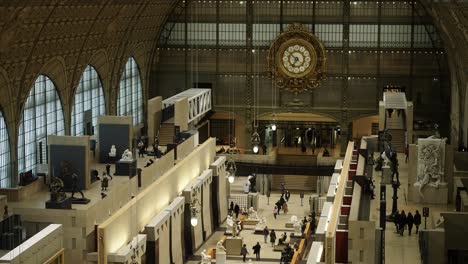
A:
[71,65,106,136]
[118,57,143,126]
[0,110,10,187]
[18,75,65,174]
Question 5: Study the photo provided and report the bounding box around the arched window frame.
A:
[0,109,11,188]
[18,75,65,175]
[118,57,143,126]
[71,65,106,136]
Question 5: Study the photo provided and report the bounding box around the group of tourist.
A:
[274,195,289,218]
[394,210,422,236]
[229,201,241,218]
[240,242,262,262]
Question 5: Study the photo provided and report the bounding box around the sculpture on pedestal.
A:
[255,217,267,230]
[414,138,447,198]
[49,176,66,202]
[290,215,302,235]
[226,215,240,237]
[216,240,226,252]
[109,145,117,157]
[248,207,259,220]
[201,249,211,264]
[121,149,133,161]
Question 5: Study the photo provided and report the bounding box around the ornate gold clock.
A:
[268,23,326,94]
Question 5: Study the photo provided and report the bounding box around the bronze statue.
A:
[49,176,66,202]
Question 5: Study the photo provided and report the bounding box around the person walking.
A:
[285,190,291,202]
[275,201,281,215]
[252,242,261,261]
[229,201,234,215]
[234,203,240,219]
[394,210,400,233]
[263,226,269,243]
[273,205,278,219]
[281,182,286,196]
[283,203,289,214]
[240,244,249,262]
[414,210,422,234]
[407,212,414,236]
[138,140,145,158]
[399,210,407,236]
[269,229,276,246]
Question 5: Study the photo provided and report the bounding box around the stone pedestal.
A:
[381,166,392,185]
[248,192,259,210]
[411,184,448,204]
[115,159,137,177]
[225,237,243,255]
[216,251,226,264]
[45,197,72,209]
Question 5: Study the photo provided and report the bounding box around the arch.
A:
[71,65,106,136]
[0,108,11,187]
[257,111,339,123]
[17,75,65,174]
[118,57,143,126]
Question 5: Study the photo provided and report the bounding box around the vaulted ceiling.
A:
[0,0,466,142]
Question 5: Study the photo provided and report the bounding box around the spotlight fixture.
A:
[271,124,277,131]
[189,188,201,227]
[226,158,237,184]
[251,131,261,154]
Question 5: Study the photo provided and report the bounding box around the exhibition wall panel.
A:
[199,170,213,239]
[166,197,185,264]
[144,210,170,264]
[97,138,216,263]
[210,156,228,226]
[183,181,203,251]
[97,116,132,163]
[147,96,162,145]
[48,135,90,191]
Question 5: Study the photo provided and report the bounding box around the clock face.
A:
[277,39,317,78]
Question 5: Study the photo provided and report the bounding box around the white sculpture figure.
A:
[414,138,447,198]
[109,145,117,157]
[293,221,302,235]
[248,207,259,220]
[255,217,267,230]
[226,215,241,237]
[243,180,250,193]
[121,149,133,161]
[216,240,226,252]
[290,215,298,224]
[290,215,301,235]
[381,151,391,167]
[201,249,211,264]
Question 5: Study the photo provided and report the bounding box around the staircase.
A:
[271,175,318,191]
[384,108,406,152]
[158,121,175,145]
[387,129,406,153]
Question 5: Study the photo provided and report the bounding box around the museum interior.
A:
[0,0,467,264]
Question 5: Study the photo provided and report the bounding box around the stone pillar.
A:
[378,101,385,131]
[147,96,162,144]
[406,102,414,144]
[340,129,349,157]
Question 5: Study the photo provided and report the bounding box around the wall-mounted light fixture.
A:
[226,158,237,184]
[251,131,261,154]
[190,188,201,226]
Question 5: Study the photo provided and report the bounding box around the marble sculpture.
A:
[414,137,447,198]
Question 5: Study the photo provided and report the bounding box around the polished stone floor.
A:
[369,153,454,264]
[193,178,316,263]
[187,150,455,264]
